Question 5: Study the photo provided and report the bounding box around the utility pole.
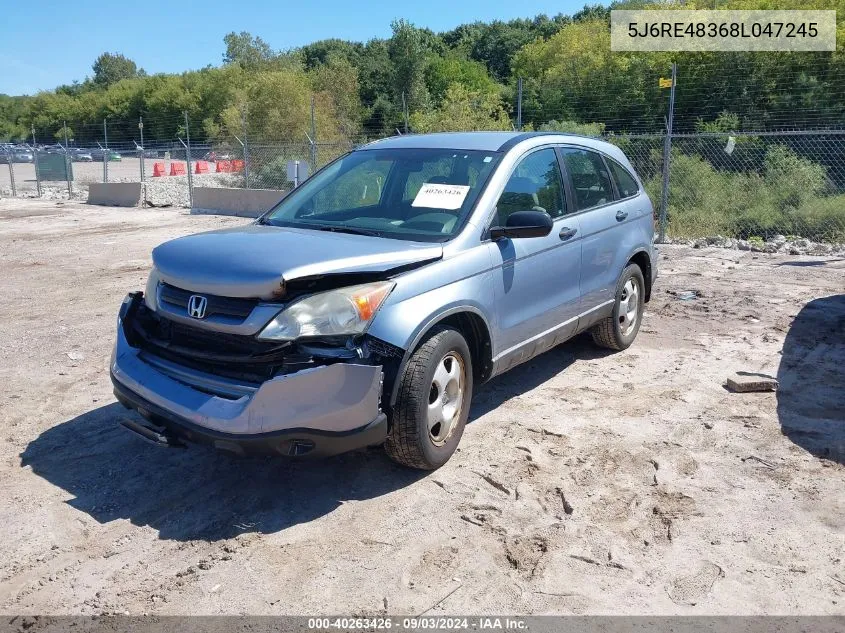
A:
[63,121,72,197]
[241,105,250,189]
[103,119,108,183]
[184,111,193,210]
[658,62,677,244]
[138,116,145,182]
[310,94,317,171]
[31,125,41,197]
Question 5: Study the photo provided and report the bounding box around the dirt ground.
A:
[0,198,843,616]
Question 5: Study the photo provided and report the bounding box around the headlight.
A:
[257,281,395,341]
[144,267,161,311]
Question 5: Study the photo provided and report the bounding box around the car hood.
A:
[151,224,443,299]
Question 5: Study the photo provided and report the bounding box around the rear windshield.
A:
[262,148,501,242]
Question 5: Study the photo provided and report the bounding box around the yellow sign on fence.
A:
[659,77,674,88]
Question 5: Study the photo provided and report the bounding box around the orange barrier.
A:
[152,162,165,177]
[216,160,232,173]
[231,159,245,172]
[170,162,187,176]
[194,160,209,174]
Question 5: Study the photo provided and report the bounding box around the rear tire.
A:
[591,264,645,351]
[385,327,473,470]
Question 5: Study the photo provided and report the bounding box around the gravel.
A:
[675,234,845,256]
[1,198,843,616]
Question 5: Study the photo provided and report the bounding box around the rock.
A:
[726,373,778,393]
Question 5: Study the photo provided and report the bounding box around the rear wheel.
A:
[591,264,645,351]
[385,327,473,470]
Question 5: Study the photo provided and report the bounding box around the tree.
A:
[468,20,549,81]
[388,19,434,113]
[53,125,74,142]
[92,53,140,87]
[409,83,511,132]
[300,39,363,70]
[572,3,610,23]
[223,32,275,69]
[425,54,500,105]
[311,55,363,139]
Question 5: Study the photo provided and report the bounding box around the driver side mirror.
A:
[490,210,553,240]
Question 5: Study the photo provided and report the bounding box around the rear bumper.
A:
[110,297,387,456]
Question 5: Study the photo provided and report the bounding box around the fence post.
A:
[184,111,194,210]
[516,78,523,131]
[63,121,73,198]
[103,119,109,183]
[241,106,251,189]
[138,117,146,183]
[658,62,677,244]
[310,94,318,171]
[5,149,16,197]
[402,92,409,134]
[31,125,42,198]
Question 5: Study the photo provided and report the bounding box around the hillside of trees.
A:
[1,0,844,146]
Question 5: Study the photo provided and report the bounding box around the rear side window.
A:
[560,148,614,211]
[607,158,640,198]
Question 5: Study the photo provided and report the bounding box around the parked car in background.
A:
[7,149,33,163]
[72,149,93,162]
[90,148,122,162]
[111,131,658,470]
[202,150,232,162]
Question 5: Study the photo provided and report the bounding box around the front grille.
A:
[159,283,258,319]
[126,303,314,383]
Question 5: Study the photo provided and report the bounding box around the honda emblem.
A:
[187,295,208,319]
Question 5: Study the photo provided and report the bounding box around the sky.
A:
[1,0,595,96]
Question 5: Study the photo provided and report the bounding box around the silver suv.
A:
[111,132,658,470]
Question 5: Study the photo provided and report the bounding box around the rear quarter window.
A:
[607,158,640,198]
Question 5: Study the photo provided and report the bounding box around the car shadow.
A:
[20,333,608,542]
[469,332,614,421]
[777,294,845,465]
[20,404,425,542]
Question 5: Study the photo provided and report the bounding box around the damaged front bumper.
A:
[110,294,387,457]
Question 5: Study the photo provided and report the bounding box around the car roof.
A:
[361,131,621,154]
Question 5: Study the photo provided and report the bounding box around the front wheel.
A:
[385,327,473,470]
[591,263,645,351]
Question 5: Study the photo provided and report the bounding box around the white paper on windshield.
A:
[411,183,471,210]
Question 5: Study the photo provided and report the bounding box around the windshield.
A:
[262,148,501,242]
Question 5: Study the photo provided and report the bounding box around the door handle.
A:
[559,227,577,241]
[615,209,628,221]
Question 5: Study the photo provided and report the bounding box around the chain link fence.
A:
[609,130,845,244]
[2,115,844,248]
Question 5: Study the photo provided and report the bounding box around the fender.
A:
[379,302,494,408]
[624,245,655,301]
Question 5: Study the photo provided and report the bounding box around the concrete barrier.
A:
[87,182,142,207]
[191,187,287,218]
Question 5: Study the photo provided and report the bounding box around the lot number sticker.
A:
[412,183,471,210]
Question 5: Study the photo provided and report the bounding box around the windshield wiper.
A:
[309,224,383,237]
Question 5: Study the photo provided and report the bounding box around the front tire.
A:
[385,327,473,470]
[591,263,645,351]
